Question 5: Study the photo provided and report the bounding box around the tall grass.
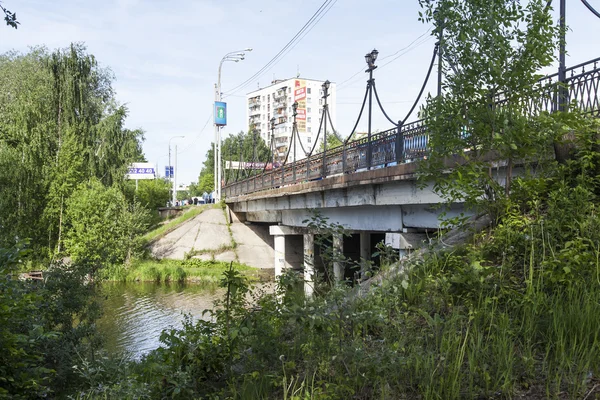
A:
[102,259,262,283]
[142,205,209,243]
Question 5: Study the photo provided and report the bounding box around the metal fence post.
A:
[395,122,404,163]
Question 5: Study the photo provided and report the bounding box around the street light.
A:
[365,49,378,169]
[214,48,252,202]
[321,80,331,176]
[270,117,276,167]
[169,136,185,206]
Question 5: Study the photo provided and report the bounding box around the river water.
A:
[97,282,224,358]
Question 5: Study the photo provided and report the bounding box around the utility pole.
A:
[173,144,178,206]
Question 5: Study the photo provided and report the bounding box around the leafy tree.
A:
[198,172,214,194]
[417,0,559,222]
[319,131,342,152]
[0,45,144,259]
[64,179,150,270]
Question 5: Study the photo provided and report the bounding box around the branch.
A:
[1,2,19,29]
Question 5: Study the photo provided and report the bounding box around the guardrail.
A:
[225,57,600,198]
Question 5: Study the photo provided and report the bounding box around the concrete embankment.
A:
[151,208,275,270]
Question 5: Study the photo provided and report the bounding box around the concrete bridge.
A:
[224,56,600,294]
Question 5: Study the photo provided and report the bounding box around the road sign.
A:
[165,165,174,178]
[215,101,227,126]
[127,162,156,180]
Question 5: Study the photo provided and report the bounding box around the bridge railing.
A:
[225,57,599,198]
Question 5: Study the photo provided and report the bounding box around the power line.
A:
[177,113,213,155]
[222,0,336,98]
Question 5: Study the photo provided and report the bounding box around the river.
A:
[97,282,225,358]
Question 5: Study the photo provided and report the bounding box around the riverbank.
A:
[102,259,273,283]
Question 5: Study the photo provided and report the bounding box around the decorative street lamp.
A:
[292,101,298,180]
[270,117,276,167]
[214,48,252,202]
[365,49,378,169]
[321,80,331,176]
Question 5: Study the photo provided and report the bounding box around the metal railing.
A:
[225,57,600,198]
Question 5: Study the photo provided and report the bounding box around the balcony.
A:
[249,108,261,117]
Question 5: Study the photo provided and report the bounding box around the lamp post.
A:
[270,117,276,167]
[292,101,298,181]
[365,49,378,169]
[321,80,330,177]
[214,48,252,202]
[169,135,185,206]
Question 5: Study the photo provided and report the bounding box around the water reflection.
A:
[97,282,224,358]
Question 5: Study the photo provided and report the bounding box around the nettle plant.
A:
[417,0,560,222]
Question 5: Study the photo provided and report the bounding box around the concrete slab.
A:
[192,223,231,251]
[230,223,275,269]
[215,251,237,263]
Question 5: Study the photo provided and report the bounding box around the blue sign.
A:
[165,166,174,178]
[215,101,227,126]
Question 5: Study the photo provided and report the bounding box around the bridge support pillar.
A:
[303,233,315,298]
[274,234,286,277]
[333,233,344,282]
[359,232,371,278]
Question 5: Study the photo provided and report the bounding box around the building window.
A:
[319,99,323,105]
[263,105,265,110]
[308,127,312,133]
[307,88,311,94]
[307,97,312,103]
[262,96,265,101]
[288,96,292,103]
[308,137,312,143]
[319,109,322,114]
[307,107,312,113]
[307,117,312,123]
[288,87,291,93]
[268,104,270,111]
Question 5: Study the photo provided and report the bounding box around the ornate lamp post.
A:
[292,101,298,181]
[321,80,330,176]
[365,49,378,169]
[270,117,276,167]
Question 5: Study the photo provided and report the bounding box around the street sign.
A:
[127,162,156,180]
[215,101,227,126]
[165,165,174,178]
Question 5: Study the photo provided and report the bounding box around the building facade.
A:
[246,77,337,163]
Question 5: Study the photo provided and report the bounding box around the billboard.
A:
[127,162,156,180]
[294,80,307,132]
[214,101,227,126]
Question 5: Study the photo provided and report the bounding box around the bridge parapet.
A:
[225,57,599,199]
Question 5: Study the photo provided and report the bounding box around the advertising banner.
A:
[127,162,156,180]
[214,101,227,126]
[294,80,307,133]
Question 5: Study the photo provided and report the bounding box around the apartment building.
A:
[246,77,337,163]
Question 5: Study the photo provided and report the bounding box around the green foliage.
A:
[142,205,207,243]
[0,44,145,259]
[0,242,99,399]
[417,0,560,222]
[1,2,18,28]
[64,178,151,269]
[126,178,170,214]
[197,172,214,194]
[318,131,343,152]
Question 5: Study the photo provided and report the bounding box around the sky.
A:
[2,0,600,184]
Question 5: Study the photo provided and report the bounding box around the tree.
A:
[417,0,559,222]
[64,179,150,270]
[0,45,145,259]
[198,172,214,194]
[319,132,343,152]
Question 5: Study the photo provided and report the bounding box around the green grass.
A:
[142,205,212,243]
[102,258,269,283]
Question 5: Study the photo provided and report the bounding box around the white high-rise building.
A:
[246,77,337,163]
